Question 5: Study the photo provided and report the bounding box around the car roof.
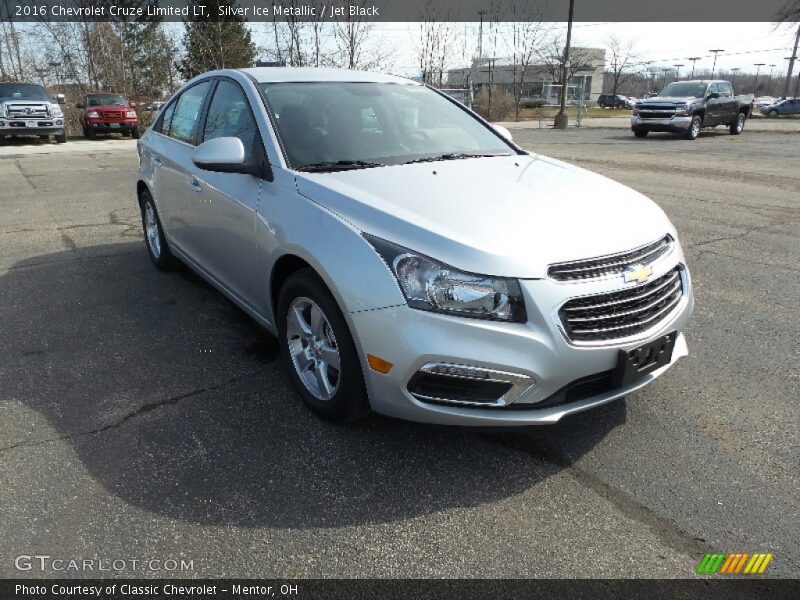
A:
[238,67,419,85]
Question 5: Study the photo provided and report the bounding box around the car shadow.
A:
[1,243,625,529]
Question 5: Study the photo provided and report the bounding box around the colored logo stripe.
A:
[697,552,773,574]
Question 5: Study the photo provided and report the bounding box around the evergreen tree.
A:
[178,0,257,79]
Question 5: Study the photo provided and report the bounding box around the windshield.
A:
[259,82,513,170]
[0,83,51,102]
[87,94,127,106]
[658,82,708,98]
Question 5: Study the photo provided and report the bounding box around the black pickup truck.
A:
[631,80,752,140]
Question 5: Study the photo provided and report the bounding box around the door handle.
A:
[188,177,202,193]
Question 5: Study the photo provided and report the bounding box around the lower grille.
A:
[508,370,615,410]
[640,111,676,119]
[559,267,684,342]
[100,111,126,119]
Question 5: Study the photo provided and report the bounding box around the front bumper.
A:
[631,115,692,132]
[0,119,65,136]
[348,255,693,426]
[85,121,138,132]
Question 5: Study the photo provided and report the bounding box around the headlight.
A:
[50,104,63,117]
[675,104,690,115]
[126,110,137,118]
[364,235,526,323]
[87,111,99,118]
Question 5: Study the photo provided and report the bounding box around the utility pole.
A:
[554,0,575,129]
[709,49,724,79]
[753,63,765,95]
[674,63,684,79]
[688,57,701,78]
[730,67,740,86]
[766,64,776,96]
[783,24,800,99]
[477,10,487,60]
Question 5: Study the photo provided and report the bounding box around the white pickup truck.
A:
[0,82,67,144]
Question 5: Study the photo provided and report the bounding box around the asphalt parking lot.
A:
[1,130,798,578]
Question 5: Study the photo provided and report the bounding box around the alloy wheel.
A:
[286,297,341,401]
[144,200,161,259]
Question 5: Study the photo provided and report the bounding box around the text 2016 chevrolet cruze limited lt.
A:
[136,67,694,426]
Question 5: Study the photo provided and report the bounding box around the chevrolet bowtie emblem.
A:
[623,264,653,284]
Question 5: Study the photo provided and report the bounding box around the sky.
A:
[282,21,800,79]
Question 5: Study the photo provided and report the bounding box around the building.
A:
[446,48,606,105]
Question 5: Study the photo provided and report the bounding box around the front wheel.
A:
[84,127,96,139]
[277,270,370,422]
[684,115,702,140]
[633,128,649,138]
[768,110,778,118]
[55,132,67,144]
[132,128,140,139]
[730,112,745,135]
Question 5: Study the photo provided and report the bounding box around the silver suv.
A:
[136,68,693,426]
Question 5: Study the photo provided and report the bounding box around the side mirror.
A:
[192,137,253,175]
[492,124,513,142]
[55,94,66,105]
[707,92,720,100]
[75,102,84,109]
[129,101,137,108]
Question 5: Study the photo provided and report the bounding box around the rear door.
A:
[705,83,723,125]
[717,81,736,123]
[187,78,265,309]
[152,80,213,256]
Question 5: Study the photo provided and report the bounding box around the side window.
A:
[169,81,211,144]
[707,83,719,97]
[202,79,258,161]
[718,82,732,97]
[153,99,176,134]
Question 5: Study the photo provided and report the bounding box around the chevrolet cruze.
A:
[136,67,694,426]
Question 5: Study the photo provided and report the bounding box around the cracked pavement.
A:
[0,132,798,578]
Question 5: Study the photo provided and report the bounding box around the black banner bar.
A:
[2,579,800,600]
[0,0,796,23]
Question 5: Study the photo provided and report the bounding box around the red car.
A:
[76,93,140,139]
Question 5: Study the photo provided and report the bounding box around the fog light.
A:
[367,354,393,374]
[0,121,5,127]
[56,120,63,125]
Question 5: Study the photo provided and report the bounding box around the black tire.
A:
[139,189,180,270]
[55,132,67,144]
[39,135,49,141]
[132,128,140,139]
[684,114,702,140]
[598,102,606,108]
[277,269,370,423]
[768,110,778,118]
[730,111,746,135]
[633,128,649,138]
[84,127,96,139]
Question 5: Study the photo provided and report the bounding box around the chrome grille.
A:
[100,110,126,119]
[559,267,684,342]
[6,104,50,119]
[548,235,672,281]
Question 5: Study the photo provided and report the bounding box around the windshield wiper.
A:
[403,152,510,165]
[297,160,385,172]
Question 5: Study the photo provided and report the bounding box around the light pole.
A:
[673,63,684,79]
[766,64,776,96]
[709,49,724,79]
[730,67,740,86]
[688,57,701,78]
[753,63,765,95]
[554,0,575,129]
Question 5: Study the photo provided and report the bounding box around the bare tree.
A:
[416,5,456,87]
[605,35,638,96]
[505,2,548,120]
[537,35,594,101]
[777,0,800,21]
[331,3,391,71]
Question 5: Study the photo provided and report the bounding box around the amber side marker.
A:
[367,354,393,374]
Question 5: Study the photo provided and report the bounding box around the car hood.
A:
[294,154,675,279]
[86,104,132,111]
[639,96,698,104]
